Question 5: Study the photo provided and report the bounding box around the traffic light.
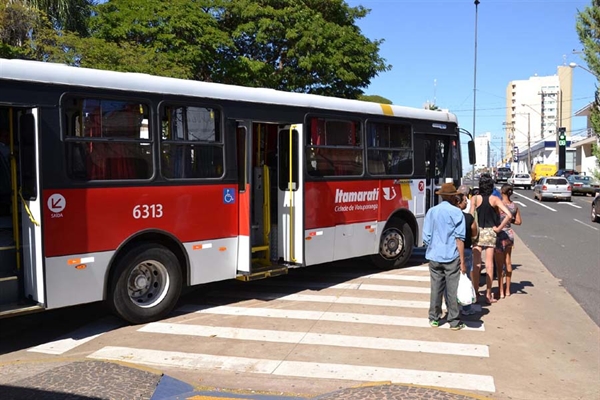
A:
[558,127,566,169]
[558,127,567,147]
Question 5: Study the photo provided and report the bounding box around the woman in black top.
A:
[469,174,512,304]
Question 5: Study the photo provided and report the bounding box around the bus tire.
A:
[108,244,182,324]
[370,219,414,270]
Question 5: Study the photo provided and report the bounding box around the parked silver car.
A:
[533,177,571,202]
[567,175,600,196]
[592,189,600,223]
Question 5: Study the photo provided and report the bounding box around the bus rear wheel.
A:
[370,219,414,270]
[108,244,182,324]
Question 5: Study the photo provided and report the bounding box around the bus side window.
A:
[366,121,413,176]
[305,117,363,177]
[63,97,153,181]
[160,105,224,180]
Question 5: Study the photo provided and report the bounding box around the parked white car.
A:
[508,173,532,190]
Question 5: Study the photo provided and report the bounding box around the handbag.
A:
[457,273,476,306]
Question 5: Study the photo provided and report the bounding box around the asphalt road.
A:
[508,187,600,325]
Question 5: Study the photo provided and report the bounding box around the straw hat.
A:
[435,183,459,195]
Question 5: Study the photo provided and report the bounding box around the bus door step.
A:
[236,265,288,282]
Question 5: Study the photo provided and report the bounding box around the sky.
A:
[345,0,596,171]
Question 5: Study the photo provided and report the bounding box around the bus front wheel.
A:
[108,244,182,324]
[370,219,414,270]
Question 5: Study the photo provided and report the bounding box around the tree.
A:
[72,0,390,98]
[358,94,392,104]
[576,0,600,178]
[20,0,94,35]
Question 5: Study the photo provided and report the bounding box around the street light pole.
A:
[527,113,531,171]
[472,0,480,181]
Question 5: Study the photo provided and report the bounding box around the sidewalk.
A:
[0,359,490,399]
[0,232,598,400]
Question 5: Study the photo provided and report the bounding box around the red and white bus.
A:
[0,58,473,323]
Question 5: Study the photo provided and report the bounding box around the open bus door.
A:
[277,125,304,266]
[0,107,44,315]
[422,134,457,212]
[235,121,296,281]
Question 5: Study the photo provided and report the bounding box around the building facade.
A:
[474,132,491,169]
[504,66,573,172]
[573,103,599,175]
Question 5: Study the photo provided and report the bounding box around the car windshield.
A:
[516,174,529,178]
[546,178,568,185]
[572,176,591,182]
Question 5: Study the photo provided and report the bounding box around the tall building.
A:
[504,66,572,168]
[474,132,491,169]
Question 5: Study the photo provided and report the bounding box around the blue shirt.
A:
[422,200,466,263]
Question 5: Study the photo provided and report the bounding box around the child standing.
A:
[495,184,522,298]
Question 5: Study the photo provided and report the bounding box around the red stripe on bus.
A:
[42,185,240,257]
[238,185,250,236]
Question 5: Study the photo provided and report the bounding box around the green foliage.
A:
[20,0,94,35]
[576,0,600,79]
[576,1,600,174]
[1,0,390,99]
[358,94,392,104]
[77,0,390,97]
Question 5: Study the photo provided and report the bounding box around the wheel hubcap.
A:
[127,261,170,308]
[380,228,405,259]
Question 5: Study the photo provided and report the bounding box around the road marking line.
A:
[207,292,483,313]
[88,346,496,392]
[253,280,430,294]
[514,194,557,212]
[139,323,489,357]
[558,202,581,208]
[513,200,527,208]
[216,291,430,308]
[27,318,121,355]
[177,305,485,331]
[367,274,430,282]
[573,219,599,231]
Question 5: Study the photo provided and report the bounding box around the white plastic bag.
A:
[457,273,476,306]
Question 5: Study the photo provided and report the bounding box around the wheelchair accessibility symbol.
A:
[223,188,236,204]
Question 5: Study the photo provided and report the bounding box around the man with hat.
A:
[423,182,467,330]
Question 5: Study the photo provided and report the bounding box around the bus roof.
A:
[0,58,457,124]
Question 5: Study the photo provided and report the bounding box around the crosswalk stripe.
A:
[395,265,430,272]
[27,317,121,355]
[88,346,495,393]
[209,291,482,313]
[295,272,431,282]
[251,280,431,294]
[367,274,430,282]
[139,323,489,357]
[177,305,485,331]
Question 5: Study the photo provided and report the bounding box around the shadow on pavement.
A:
[0,385,103,400]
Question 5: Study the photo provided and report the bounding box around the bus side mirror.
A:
[468,140,476,165]
[19,114,37,201]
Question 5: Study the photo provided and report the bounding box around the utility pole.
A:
[527,113,531,171]
[471,0,480,182]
